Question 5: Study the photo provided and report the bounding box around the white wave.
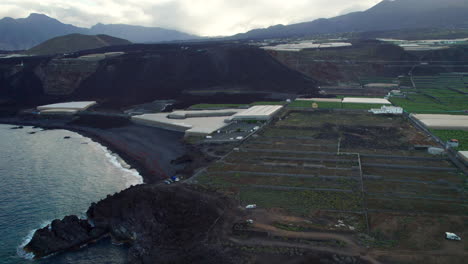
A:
[92,140,144,187]
[15,129,144,261]
[17,220,53,260]
[72,133,144,187]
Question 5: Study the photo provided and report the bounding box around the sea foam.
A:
[17,220,52,260]
[77,133,144,187]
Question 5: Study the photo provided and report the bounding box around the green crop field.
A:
[289,100,389,110]
[431,130,468,150]
[289,100,343,109]
[189,101,285,109]
[390,97,468,114]
[389,73,468,114]
[342,103,387,110]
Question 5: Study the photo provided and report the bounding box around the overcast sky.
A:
[1,0,382,36]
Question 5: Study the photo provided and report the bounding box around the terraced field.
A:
[195,109,468,252]
[390,73,468,114]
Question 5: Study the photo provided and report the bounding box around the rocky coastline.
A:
[23,184,245,264]
[2,115,372,264]
[0,115,238,263]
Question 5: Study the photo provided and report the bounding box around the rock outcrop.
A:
[24,184,243,263]
[24,215,106,258]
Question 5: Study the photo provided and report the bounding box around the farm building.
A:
[167,109,239,119]
[412,114,468,131]
[295,98,342,103]
[364,83,398,88]
[37,101,97,115]
[342,98,392,105]
[132,105,283,136]
[369,106,403,115]
[459,151,468,165]
[132,109,243,136]
[446,139,460,149]
[230,105,284,121]
[133,113,232,136]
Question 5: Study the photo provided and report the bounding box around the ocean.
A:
[0,124,143,264]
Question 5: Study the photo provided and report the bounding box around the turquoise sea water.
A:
[0,124,143,264]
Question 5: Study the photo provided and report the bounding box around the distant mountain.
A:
[234,0,468,39]
[89,23,198,44]
[26,34,131,56]
[0,13,198,51]
[0,14,86,50]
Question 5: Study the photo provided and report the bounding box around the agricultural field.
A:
[194,109,467,257]
[390,96,468,114]
[431,129,468,150]
[290,100,387,110]
[390,73,468,115]
[289,100,342,109]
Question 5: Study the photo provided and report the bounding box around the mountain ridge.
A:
[0,13,197,50]
[233,0,468,39]
[2,0,468,50]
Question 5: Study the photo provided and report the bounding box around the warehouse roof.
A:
[167,109,240,119]
[412,114,468,130]
[37,101,97,111]
[296,98,342,103]
[342,98,391,104]
[231,105,283,120]
[39,109,79,115]
[459,151,468,163]
[133,105,283,136]
[132,112,234,136]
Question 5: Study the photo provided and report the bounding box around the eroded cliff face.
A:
[34,58,100,95]
[0,43,319,107]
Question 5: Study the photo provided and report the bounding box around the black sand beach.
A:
[0,116,193,184]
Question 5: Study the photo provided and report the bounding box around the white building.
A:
[230,105,283,121]
[342,98,392,105]
[412,114,468,130]
[37,101,97,115]
[459,151,468,165]
[132,105,284,137]
[369,106,403,115]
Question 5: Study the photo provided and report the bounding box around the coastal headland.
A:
[0,111,376,264]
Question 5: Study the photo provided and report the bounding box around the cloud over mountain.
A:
[0,0,380,36]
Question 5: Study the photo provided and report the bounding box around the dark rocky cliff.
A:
[0,43,319,108]
[24,184,245,263]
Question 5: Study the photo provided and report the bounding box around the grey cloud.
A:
[0,0,380,36]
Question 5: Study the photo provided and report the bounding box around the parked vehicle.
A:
[445,232,462,241]
[171,176,180,182]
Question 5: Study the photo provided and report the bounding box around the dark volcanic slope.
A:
[0,43,319,107]
[25,184,244,263]
[26,34,131,56]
